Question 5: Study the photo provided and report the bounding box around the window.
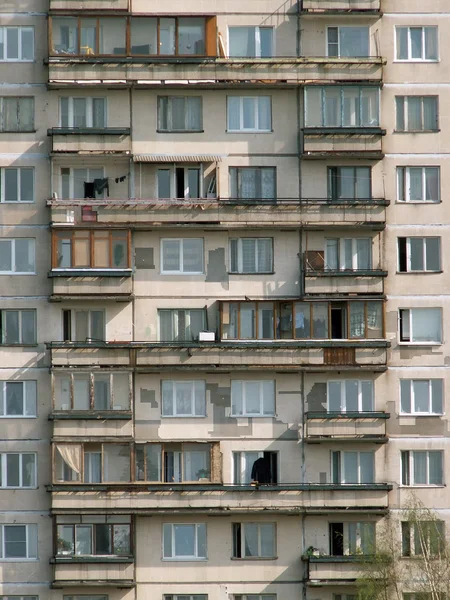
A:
[397,166,440,203]
[401,520,444,556]
[62,309,105,342]
[396,27,438,61]
[0,381,36,417]
[305,87,379,127]
[53,231,130,269]
[0,239,35,274]
[57,522,130,557]
[220,300,384,341]
[64,597,108,600]
[233,451,278,485]
[399,308,442,344]
[158,309,206,342]
[54,372,130,411]
[161,380,206,417]
[401,450,443,485]
[232,522,275,558]
[163,523,207,560]
[229,167,276,201]
[329,522,375,555]
[234,596,276,600]
[230,238,273,273]
[0,310,36,345]
[165,597,206,600]
[231,380,275,417]
[327,380,374,412]
[0,27,34,61]
[0,168,34,203]
[229,27,273,58]
[54,443,131,483]
[158,97,202,132]
[0,453,36,488]
[227,97,271,132]
[0,596,39,600]
[328,167,371,201]
[400,379,443,415]
[0,524,37,559]
[331,451,375,484]
[327,27,369,57]
[60,97,106,128]
[398,237,440,272]
[60,167,106,199]
[395,96,438,132]
[0,97,34,132]
[161,239,204,274]
[157,167,201,200]
[136,443,212,482]
[325,238,372,271]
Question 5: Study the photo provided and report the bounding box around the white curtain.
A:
[57,444,81,474]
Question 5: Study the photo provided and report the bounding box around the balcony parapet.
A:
[301,0,381,14]
[48,127,131,153]
[304,412,389,443]
[304,554,376,586]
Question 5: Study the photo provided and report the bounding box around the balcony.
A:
[305,412,389,443]
[47,197,389,228]
[50,0,128,9]
[52,558,135,588]
[303,127,385,159]
[301,0,381,14]
[48,127,131,154]
[304,555,372,586]
[49,482,392,513]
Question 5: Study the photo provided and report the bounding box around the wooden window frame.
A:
[52,371,132,411]
[52,229,131,269]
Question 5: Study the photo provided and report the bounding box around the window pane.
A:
[244,523,258,556]
[260,28,273,57]
[174,524,195,556]
[429,452,443,484]
[4,525,26,557]
[18,97,34,131]
[228,97,240,130]
[21,28,34,60]
[76,525,92,555]
[408,97,422,130]
[413,380,429,413]
[178,18,204,55]
[411,308,441,342]
[242,97,256,129]
[328,382,341,412]
[162,240,180,272]
[4,311,19,344]
[343,452,358,483]
[6,382,23,415]
[361,381,373,411]
[360,452,374,483]
[15,239,34,273]
[340,27,369,58]
[0,240,12,271]
[425,27,438,60]
[400,380,411,413]
[410,28,422,59]
[425,238,440,271]
[93,98,106,128]
[413,452,427,484]
[73,98,87,128]
[260,523,275,557]
[5,169,18,201]
[7,28,19,60]
[431,379,443,414]
[229,27,255,58]
[409,238,424,271]
[182,239,203,273]
[324,88,340,126]
[396,28,408,60]
[345,381,358,411]
[258,97,271,130]
[423,97,437,130]
[6,454,20,487]
[94,524,111,555]
[158,169,171,198]
[349,302,365,338]
[425,167,439,201]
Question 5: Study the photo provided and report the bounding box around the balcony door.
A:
[157,166,201,199]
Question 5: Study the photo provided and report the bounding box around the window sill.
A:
[394,129,440,134]
[0,272,35,276]
[161,272,204,276]
[396,200,441,204]
[229,271,275,276]
[396,270,442,275]
[161,415,207,419]
[399,485,445,488]
[398,342,442,347]
[226,130,273,134]
[1,201,35,204]
[231,414,275,418]
[0,415,37,419]
[0,344,38,348]
[162,557,208,562]
[400,413,443,417]
[1,486,38,490]
[156,129,204,134]
[394,60,439,63]
[0,558,38,562]
[0,130,37,134]
[231,556,277,561]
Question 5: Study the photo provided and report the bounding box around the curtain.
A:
[423,96,437,130]
[356,238,371,269]
[349,302,365,338]
[345,381,358,411]
[260,168,275,200]
[429,451,443,484]
[425,27,438,60]
[242,239,256,272]
[231,380,243,415]
[366,302,383,338]
[413,451,427,484]
[328,381,342,412]
[176,381,192,415]
[227,97,240,130]
[258,97,271,130]
[361,381,373,411]
[412,308,441,342]
[186,98,201,131]
[73,98,87,128]
[295,303,310,338]
[396,27,408,59]
[92,98,106,128]
[229,27,255,58]
[57,444,81,474]
[194,380,206,415]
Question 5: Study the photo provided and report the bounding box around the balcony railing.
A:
[52,558,135,588]
[305,411,389,442]
[304,555,377,585]
[48,127,131,153]
[301,0,381,13]
[303,127,385,159]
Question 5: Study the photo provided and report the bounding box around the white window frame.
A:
[397,237,441,272]
[0,168,34,203]
[401,450,444,486]
[327,380,374,413]
[63,309,105,342]
[0,524,37,560]
[397,166,440,203]
[0,310,36,345]
[228,26,274,58]
[401,520,445,557]
[398,308,442,344]
[0,380,37,418]
[0,27,34,61]
[231,380,275,417]
[161,380,206,417]
[332,450,375,484]
[0,238,35,274]
[395,96,439,132]
[0,453,36,489]
[158,308,206,342]
[330,522,376,555]
[63,596,108,600]
[157,96,203,132]
[326,26,370,58]
[160,238,204,275]
[0,596,39,600]
[395,26,438,62]
[157,166,203,200]
[232,522,276,558]
[60,167,105,199]
[229,238,273,274]
[226,96,272,132]
[324,238,372,271]
[400,379,443,416]
[165,596,207,600]
[234,595,276,600]
[162,523,207,560]
[59,97,107,128]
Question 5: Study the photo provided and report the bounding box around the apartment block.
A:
[0,1,448,600]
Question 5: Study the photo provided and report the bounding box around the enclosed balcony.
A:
[49,127,131,154]
[305,412,389,443]
[305,555,372,585]
[301,0,381,14]
[49,229,132,301]
[52,514,134,588]
[304,232,387,295]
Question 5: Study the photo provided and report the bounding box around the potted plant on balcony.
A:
[197,469,210,482]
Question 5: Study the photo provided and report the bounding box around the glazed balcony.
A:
[305,412,389,443]
[48,127,131,154]
[47,198,388,228]
[304,555,373,586]
[52,559,135,588]
[301,0,381,14]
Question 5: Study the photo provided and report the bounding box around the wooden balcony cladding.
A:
[52,560,135,588]
[324,347,355,365]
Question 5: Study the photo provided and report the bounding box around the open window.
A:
[54,443,131,484]
[233,451,277,484]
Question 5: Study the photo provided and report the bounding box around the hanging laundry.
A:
[84,182,95,198]
[251,456,272,484]
[114,175,127,184]
[93,178,110,197]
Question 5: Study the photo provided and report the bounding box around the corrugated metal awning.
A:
[133,154,223,163]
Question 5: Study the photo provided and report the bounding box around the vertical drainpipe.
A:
[297,2,304,298]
